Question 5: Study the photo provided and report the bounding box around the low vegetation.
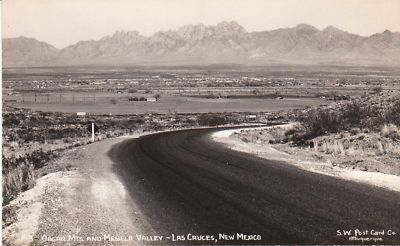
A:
[2,106,259,206]
[288,92,400,144]
[197,113,240,126]
[234,91,400,175]
[2,150,57,204]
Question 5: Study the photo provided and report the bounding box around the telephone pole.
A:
[91,122,95,142]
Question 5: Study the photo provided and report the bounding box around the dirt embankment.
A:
[212,90,400,191]
[2,136,152,246]
[234,125,400,175]
[212,125,400,193]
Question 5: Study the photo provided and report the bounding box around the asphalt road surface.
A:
[108,128,400,245]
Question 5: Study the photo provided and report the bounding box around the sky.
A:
[3,0,400,49]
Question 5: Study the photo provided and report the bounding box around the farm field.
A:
[5,65,397,115]
[6,94,325,114]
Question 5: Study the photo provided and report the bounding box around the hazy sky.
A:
[3,0,400,48]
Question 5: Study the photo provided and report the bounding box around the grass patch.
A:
[2,150,57,205]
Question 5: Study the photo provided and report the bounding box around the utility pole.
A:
[91,122,95,142]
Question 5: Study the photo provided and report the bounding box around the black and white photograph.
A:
[1,0,400,245]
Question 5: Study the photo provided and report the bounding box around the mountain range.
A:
[3,21,400,67]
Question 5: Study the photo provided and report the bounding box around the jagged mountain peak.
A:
[382,29,392,35]
[216,20,243,28]
[3,21,400,67]
[112,30,141,38]
[322,25,347,34]
[294,23,318,31]
[214,20,247,33]
[292,23,319,37]
[176,23,210,40]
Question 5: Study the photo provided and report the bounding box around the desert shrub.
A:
[284,128,297,136]
[2,114,21,127]
[2,149,58,204]
[2,162,35,205]
[298,107,340,137]
[372,86,383,94]
[265,127,288,143]
[132,118,145,124]
[241,137,250,143]
[297,101,385,141]
[13,127,84,143]
[381,124,400,141]
[184,118,197,126]
[3,150,57,174]
[350,128,360,135]
[197,114,227,126]
[289,131,312,145]
[385,100,400,126]
[341,102,364,126]
[128,97,139,101]
[282,124,311,145]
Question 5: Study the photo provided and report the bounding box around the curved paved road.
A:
[108,128,400,245]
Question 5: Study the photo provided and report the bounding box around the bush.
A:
[386,100,400,126]
[372,86,383,94]
[3,114,21,127]
[197,114,227,126]
[350,128,360,135]
[297,101,385,141]
[299,107,340,137]
[128,97,139,101]
[284,128,297,136]
[381,124,400,141]
[2,161,35,205]
[2,149,58,204]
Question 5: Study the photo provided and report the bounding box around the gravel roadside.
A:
[211,126,400,193]
[3,136,152,246]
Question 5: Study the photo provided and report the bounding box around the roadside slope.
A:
[211,126,400,192]
[3,137,152,246]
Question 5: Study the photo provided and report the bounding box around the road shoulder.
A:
[211,126,400,193]
[3,136,149,246]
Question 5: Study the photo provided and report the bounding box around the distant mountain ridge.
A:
[3,21,400,67]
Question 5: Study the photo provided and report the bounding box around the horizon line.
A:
[3,21,398,49]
